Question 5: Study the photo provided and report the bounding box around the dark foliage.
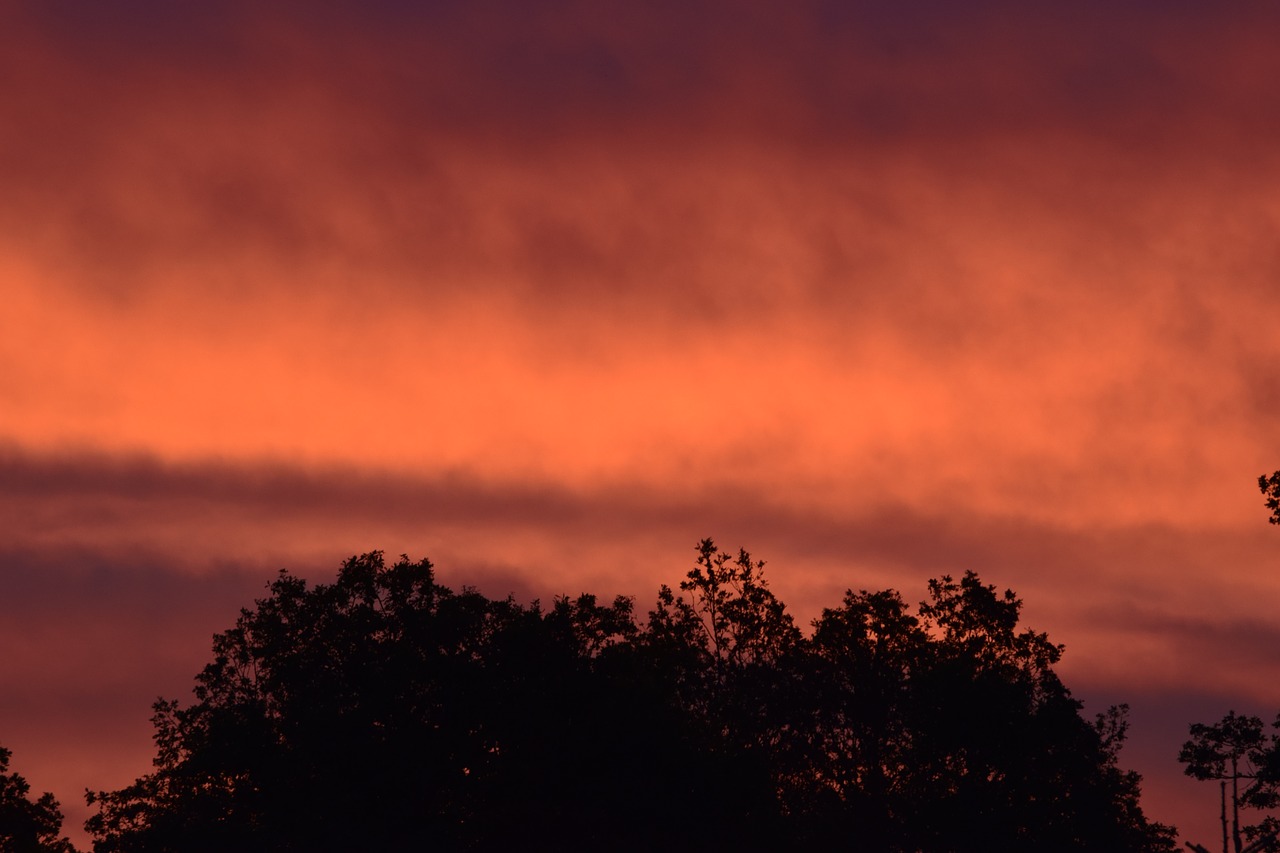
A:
[0,746,77,853]
[1260,471,1280,526]
[1178,711,1280,849]
[87,543,1176,852]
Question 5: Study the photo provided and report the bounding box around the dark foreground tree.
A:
[87,545,1176,852]
[1179,710,1280,852]
[791,572,1173,851]
[0,746,77,853]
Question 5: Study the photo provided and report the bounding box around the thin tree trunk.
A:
[1232,755,1243,853]
[1222,780,1228,853]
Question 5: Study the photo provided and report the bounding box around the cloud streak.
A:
[3,446,1275,687]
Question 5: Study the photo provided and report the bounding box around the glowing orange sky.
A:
[3,1,1280,846]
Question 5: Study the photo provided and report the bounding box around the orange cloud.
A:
[4,2,1280,846]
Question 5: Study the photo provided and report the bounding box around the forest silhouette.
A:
[13,459,1280,851]
[4,538,1193,852]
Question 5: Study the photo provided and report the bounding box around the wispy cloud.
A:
[4,2,1280,845]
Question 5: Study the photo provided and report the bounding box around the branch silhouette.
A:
[0,746,77,853]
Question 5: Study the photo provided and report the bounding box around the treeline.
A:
[4,541,1177,852]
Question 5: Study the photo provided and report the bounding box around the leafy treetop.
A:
[0,746,77,853]
[85,544,1177,853]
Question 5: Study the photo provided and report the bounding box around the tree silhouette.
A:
[1260,471,1280,525]
[1179,711,1279,852]
[796,572,1174,851]
[1176,476,1280,852]
[85,553,747,852]
[0,745,77,853]
[86,545,1177,852]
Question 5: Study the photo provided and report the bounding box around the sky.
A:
[2,0,1280,846]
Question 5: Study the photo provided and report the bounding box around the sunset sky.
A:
[3,1,1280,846]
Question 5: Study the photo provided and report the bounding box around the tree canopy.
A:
[0,745,76,853]
[1179,710,1280,851]
[85,543,1177,852]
